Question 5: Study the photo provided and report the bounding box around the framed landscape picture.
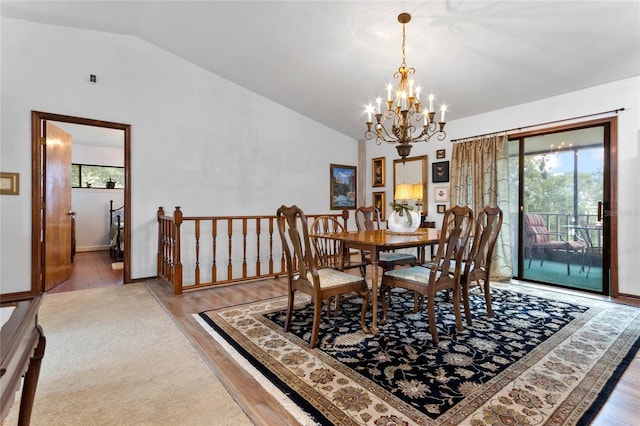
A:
[330,164,357,210]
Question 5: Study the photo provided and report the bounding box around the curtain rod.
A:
[450,108,625,143]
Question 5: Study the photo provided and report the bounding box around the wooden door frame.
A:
[31,111,132,292]
[511,116,618,297]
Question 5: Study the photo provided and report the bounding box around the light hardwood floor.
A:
[58,253,640,425]
[48,250,123,294]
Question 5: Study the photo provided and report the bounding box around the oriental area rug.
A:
[196,282,640,425]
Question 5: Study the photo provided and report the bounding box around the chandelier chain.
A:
[401,22,407,68]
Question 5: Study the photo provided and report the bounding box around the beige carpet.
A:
[4,284,252,426]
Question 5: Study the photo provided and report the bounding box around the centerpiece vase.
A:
[387,210,420,233]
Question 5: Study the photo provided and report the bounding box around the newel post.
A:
[157,207,165,278]
[173,206,183,295]
[341,209,350,229]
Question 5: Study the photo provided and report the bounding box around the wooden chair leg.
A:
[310,298,323,349]
[379,286,390,325]
[427,296,438,344]
[482,277,493,318]
[359,289,370,334]
[461,280,472,326]
[285,290,295,332]
[413,292,422,313]
[452,287,463,332]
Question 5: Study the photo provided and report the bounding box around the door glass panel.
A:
[514,126,605,293]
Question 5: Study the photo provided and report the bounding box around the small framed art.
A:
[436,149,446,159]
[432,161,449,183]
[372,191,386,218]
[0,172,19,195]
[434,186,449,202]
[372,157,385,187]
[437,204,446,214]
[330,164,357,210]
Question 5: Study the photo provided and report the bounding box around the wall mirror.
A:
[393,155,427,214]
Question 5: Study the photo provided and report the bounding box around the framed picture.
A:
[372,191,386,219]
[437,204,446,214]
[432,161,449,183]
[372,157,385,187]
[0,172,19,195]
[330,164,357,210]
[434,186,449,202]
[436,149,446,159]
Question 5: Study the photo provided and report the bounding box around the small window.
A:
[71,164,124,189]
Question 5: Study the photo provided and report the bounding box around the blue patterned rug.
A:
[197,283,640,425]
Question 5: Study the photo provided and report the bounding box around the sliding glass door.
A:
[510,123,610,294]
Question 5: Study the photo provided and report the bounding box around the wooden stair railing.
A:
[157,207,350,295]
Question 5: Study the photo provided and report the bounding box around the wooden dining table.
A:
[311,228,440,333]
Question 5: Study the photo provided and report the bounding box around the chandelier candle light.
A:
[365,12,448,161]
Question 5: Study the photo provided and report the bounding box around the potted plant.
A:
[106,178,116,189]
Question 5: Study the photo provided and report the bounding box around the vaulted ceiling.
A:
[2,1,638,142]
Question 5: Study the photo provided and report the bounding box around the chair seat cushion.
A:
[384,266,441,284]
[531,240,586,251]
[308,268,365,289]
[379,252,417,262]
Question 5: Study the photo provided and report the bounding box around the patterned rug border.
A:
[194,310,325,425]
[196,283,640,425]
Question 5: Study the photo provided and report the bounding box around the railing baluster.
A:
[256,218,261,277]
[194,219,200,285]
[227,218,233,280]
[212,219,218,284]
[242,218,248,279]
[269,217,275,275]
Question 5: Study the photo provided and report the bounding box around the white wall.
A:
[0,17,358,293]
[72,144,124,251]
[72,188,124,251]
[365,77,640,297]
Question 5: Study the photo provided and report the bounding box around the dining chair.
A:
[524,213,586,275]
[309,216,368,277]
[354,206,418,272]
[277,206,370,348]
[460,206,503,324]
[310,215,369,317]
[380,206,473,344]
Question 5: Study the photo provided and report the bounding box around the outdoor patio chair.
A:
[524,213,586,276]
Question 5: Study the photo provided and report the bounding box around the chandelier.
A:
[364,13,447,161]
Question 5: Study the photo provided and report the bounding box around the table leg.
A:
[371,259,379,334]
[18,326,45,426]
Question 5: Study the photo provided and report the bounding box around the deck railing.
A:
[529,212,602,247]
[157,207,350,295]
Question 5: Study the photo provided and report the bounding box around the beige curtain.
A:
[450,134,513,280]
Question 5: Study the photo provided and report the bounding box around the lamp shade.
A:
[412,183,423,200]
[395,183,414,201]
